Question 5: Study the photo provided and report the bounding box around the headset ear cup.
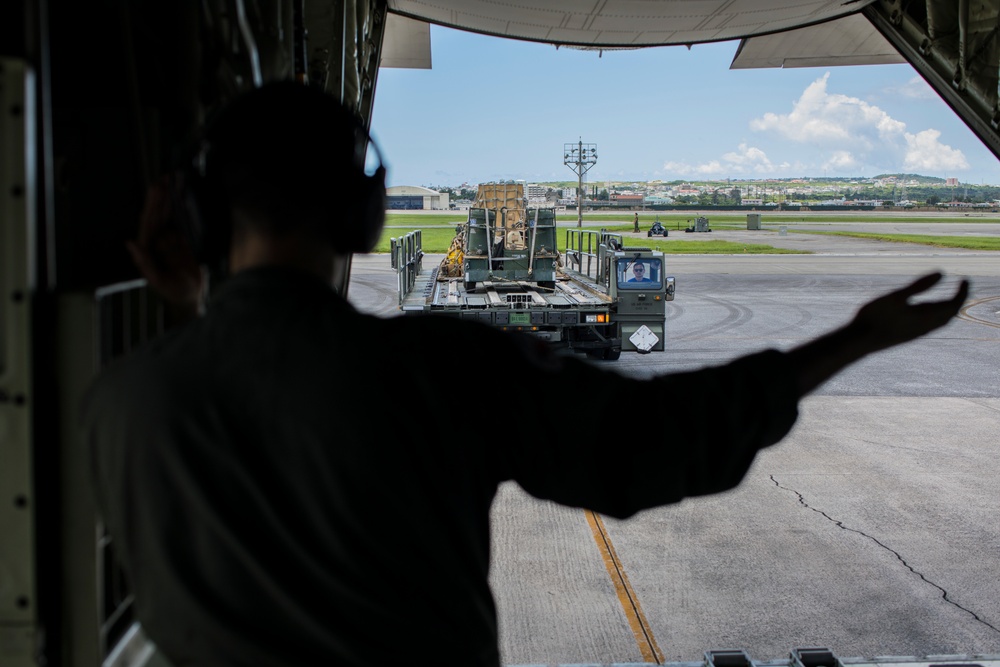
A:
[340,167,385,254]
[361,166,387,253]
[172,169,207,262]
[174,166,230,269]
[200,181,230,269]
[186,85,386,259]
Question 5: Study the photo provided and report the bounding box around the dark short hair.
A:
[204,81,368,238]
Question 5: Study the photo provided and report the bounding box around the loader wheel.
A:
[647,231,652,237]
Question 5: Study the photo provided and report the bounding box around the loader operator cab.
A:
[617,257,662,289]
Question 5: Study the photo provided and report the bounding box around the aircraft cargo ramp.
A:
[505,654,1000,667]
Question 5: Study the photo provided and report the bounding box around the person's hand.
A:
[848,272,970,355]
[789,272,969,396]
[126,176,206,325]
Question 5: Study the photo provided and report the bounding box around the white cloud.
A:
[751,72,967,174]
[823,150,860,171]
[662,160,709,176]
[751,72,904,147]
[886,76,937,100]
[662,144,783,177]
[693,160,724,175]
[904,129,970,171]
[721,143,779,173]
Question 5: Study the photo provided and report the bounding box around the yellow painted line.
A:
[585,509,664,664]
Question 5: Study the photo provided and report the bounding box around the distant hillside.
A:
[873,173,947,184]
[532,174,957,188]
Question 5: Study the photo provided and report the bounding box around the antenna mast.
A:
[564,140,597,228]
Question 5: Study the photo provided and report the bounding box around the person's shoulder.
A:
[82,349,152,425]
[83,326,195,401]
[381,310,498,343]
[380,311,579,369]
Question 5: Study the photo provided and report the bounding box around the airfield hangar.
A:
[386,185,451,210]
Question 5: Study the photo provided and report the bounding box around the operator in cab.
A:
[627,261,652,282]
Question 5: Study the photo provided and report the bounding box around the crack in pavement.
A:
[961,398,1000,415]
[770,475,1000,636]
[790,427,976,459]
[849,438,963,457]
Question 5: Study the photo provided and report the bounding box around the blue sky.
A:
[370,24,1000,188]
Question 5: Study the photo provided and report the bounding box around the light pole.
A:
[564,140,597,227]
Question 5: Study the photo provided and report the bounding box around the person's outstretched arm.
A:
[787,272,969,397]
[503,272,969,518]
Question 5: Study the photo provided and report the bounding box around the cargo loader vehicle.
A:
[392,183,675,360]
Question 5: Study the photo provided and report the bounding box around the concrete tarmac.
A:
[347,231,1000,667]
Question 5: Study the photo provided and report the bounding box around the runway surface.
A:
[347,229,1000,666]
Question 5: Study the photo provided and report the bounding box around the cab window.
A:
[617,258,662,289]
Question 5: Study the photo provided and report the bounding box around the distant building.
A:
[385,185,450,210]
[644,195,675,205]
[526,183,546,199]
[946,177,959,186]
[609,193,644,207]
[526,183,548,204]
[743,198,763,206]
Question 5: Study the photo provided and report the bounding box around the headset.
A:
[175,82,387,273]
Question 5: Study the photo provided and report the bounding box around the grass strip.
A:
[382,212,1000,229]
[561,213,1000,224]
[375,227,806,254]
[799,230,1000,251]
[375,227,464,253]
[383,212,466,225]
[635,239,806,254]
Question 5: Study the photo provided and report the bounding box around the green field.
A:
[378,212,1000,253]
[558,213,1000,227]
[798,230,1000,251]
[587,214,1000,223]
[383,211,1000,232]
[377,213,839,231]
[376,227,464,253]
[632,239,805,254]
[376,225,806,254]
[383,213,466,226]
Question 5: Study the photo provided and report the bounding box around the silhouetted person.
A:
[634,211,640,232]
[83,81,969,667]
